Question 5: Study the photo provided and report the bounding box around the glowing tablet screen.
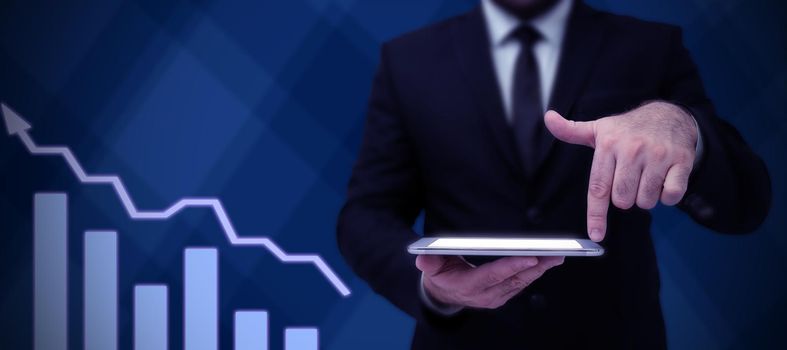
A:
[428,238,582,250]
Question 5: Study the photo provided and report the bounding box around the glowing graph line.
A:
[2,103,351,297]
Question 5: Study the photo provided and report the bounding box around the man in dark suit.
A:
[337,0,771,348]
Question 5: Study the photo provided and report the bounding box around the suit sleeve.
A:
[660,27,771,233]
[337,44,429,319]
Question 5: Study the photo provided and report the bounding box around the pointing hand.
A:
[544,101,698,241]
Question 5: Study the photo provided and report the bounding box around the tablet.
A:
[407,237,604,257]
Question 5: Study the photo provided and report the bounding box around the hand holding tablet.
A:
[411,234,602,310]
[416,254,566,310]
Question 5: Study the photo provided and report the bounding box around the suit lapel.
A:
[547,2,605,118]
[450,3,607,185]
[451,8,526,178]
[534,1,606,179]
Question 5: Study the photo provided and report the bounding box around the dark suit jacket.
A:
[337,1,771,349]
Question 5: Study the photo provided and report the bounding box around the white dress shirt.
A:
[483,0,573,121]
[419,0,573,316]
[481,0,702,157]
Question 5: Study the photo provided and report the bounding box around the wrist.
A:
[422,277,449,305]
[641,100,692,121]
[638,100,698,148]
[419,274,463,315]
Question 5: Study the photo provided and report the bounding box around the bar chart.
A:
[33,193,321,349]
[0,103,341,349]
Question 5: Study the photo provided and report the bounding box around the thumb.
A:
[544,110,596,148]
[416,255,447,276]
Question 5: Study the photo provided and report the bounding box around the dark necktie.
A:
[511,25,545,177]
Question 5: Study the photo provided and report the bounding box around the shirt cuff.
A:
[691,115,704,167]
[419,273,463,316]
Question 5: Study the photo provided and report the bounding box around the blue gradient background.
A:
[0,0,784,349]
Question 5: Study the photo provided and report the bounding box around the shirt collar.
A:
[482,0,573,47]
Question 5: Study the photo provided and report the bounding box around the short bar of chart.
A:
[285,328,319,350]
[34,193,68,350]
[235,311,269,350]
[135,285,169,350]
[185,248,219,350]
[85,231,118,350]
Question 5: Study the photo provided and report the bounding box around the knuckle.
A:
[612,180,637,208]
[650,145,668,161]
[503,262,522,276]
[481,274,500,287]
[646,174,665,192]
[506,276,525,290]
[588,180,610,199]
[637,195,658,209]
[612,196,634,209]
[660,196,678,206]
[597,137,616,151]
[674,149,694,164]
[637,176,663,207]
[662,186,686,203]
[614,178,635,198]
[621,142,644,160]
[629,136,647,147]
[661,192,682,205]
[587,208,606,220]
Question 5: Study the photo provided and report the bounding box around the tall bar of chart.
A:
[31,193,324,349]
[34,193,68,350]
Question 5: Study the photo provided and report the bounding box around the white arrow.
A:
[2,103,31,136]
[1,102,351,297]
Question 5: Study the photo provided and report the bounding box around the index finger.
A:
[587,148,615,241]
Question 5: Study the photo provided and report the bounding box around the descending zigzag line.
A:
[4,104,351,297]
